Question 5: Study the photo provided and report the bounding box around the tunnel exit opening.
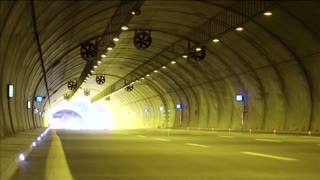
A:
[48,97,112,130]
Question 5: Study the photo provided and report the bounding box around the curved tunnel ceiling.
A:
[1,1,320,136]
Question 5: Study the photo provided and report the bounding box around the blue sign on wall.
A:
[235,94,244,102]
[35,96,43,102]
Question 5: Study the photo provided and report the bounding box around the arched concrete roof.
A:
[1,1,319,136]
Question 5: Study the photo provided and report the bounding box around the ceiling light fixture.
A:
[146,74,150,77]
[162,66,166,69]
[263,11,272,16]
[93,65,98,69]
[195,47,202,51]
[90,70,94,73]
[131,9,141,16]
[154,70,158,73]
[121,25,129,31]
[101,54,107,58]
[97,60,102,64]
[212,38,220,43]
[171,61,176,64]
[236,26,244,31]
[113,37,120,42]
[182,55,188,59]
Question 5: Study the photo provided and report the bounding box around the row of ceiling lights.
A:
[134,10,273,83]
[181,10,272,60]
[80,10,140,89]
[81,10,272,91]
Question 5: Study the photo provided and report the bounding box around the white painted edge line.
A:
[136,135,146,138]
[241,152,297,161]
[156,138,169,141]
[255,139,282,142]
[219,136,233,138]
[185,143,209,148]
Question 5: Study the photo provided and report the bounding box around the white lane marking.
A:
[219,136,233,138]
[255,139,282,142]
[136,135,146,138]
[156,138,169,141]
[241,152,297,161]
[46,130,73,180]
[185,143,210,148]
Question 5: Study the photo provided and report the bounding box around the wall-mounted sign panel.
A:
[27,101,31,109]
[35,96,43,102]
[236,94,244,102]
[8,84,14,98]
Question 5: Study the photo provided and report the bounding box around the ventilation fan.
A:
[125,85,134,92]
[67,81,77,90]
[188,47,206,62]
[96,75,105,85]
[63,94,70,100]
[80,42,97,61]
[84,89,90,96]
[134,31,152,50]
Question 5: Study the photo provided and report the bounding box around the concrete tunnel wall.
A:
[1,1,320,137]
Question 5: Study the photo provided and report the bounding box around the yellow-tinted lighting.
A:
[171,61,176,64]
[121,25,129,30]
[101,54,107,58]
[236,27,244,31]
[182,55,188,59]
[107,47,113,51]
[97,60,102,64]
[162,66,166,69]
[93,65,98,69]
[146,74,150,77]
[263,11,272,16]
[195,47,202,51]
[141,77,145,80]
[113,37,120,42]
[213,38,219,43]
[90,70,94,73]
[154,70,158,73]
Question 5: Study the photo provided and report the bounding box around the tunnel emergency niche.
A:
[134,30,152,50]
[188,47,206,62]
[80,41,97,61]
[96,75,105,85]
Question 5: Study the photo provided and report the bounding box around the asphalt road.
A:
[12,129,320,180]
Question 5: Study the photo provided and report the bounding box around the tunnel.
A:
[1,1,320,179]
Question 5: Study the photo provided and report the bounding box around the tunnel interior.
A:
[1,1,320,137]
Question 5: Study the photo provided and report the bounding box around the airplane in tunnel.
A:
[0,0,320,179]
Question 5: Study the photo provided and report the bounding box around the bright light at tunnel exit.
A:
[48,97,114,130]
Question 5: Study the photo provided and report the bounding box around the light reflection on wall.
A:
[49,97,112,130]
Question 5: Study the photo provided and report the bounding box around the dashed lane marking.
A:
[156,138,169,141]
[136,135,146,138]
[241,152,297,161]
[185,143,210,148]
[255,139,282,142]
[219,136,233,138]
